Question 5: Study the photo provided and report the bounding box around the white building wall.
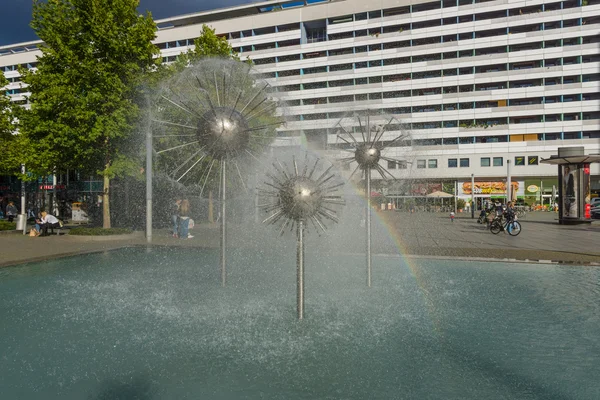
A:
[2,0,599,185]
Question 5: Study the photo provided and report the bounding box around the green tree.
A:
[20,0,160,228]
[0,71,19,174]
[171,24,240,71]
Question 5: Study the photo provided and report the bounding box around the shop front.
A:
[524,179,558,210]
[459,180,524,210]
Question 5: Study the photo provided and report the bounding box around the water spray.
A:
[260,155,345,319]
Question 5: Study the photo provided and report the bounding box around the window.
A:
[528,156,538,165]
[515,156,525,166]
[460,158,470,167]
[417,160,426,169]
[428,159,438,168]
[493,157,503,167]
[480,157,491,167]
[387,160,396,169]
[398,160,407,169]
[448,158,458,168]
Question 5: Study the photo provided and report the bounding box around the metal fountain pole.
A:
[366,167,372,288]
[297,219,305,320]
[20,164,27,235]
[220,159,227,287]
[366,115,372,288]
[145,101,153,244]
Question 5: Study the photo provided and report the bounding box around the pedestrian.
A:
[6,201,18,222]
[178,199,193,239]
[450,211,455,222]
[504,201,516,234]
[172,198,182,238]
[37,211,62,236]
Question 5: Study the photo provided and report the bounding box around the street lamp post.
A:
[471,173,475,219]
[146,106,153,244]
[507,159,512,205]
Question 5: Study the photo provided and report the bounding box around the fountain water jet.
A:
[332,113,411,287]
[260,154,345,319]
[149,58,282,286]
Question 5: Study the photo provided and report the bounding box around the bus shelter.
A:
[541,147,600,224]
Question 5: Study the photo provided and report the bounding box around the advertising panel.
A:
[460,181,521,198]
[562,164,579,218]
[583,164,591,219]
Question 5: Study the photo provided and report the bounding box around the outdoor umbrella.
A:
[426,190,455,210]
[426,191,454,198]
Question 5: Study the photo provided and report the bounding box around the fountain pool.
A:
[0,247,598,399]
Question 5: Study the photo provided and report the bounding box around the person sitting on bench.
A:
[38,211,61,236]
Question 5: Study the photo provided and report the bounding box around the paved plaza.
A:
[382,211,599,263]
[0,210,598,267]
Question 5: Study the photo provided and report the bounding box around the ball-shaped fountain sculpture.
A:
[197,108,250,159]
[278,176,323,222]
[260,156,345,319]
[150,58,283,286]
[332,113,411,287]
[354,143,382,169]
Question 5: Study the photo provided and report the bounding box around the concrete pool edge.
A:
[1,243,598,269]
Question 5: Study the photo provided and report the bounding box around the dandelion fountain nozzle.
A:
[333,113,411,287]
[260,155,345,319]
[150,58,282,287]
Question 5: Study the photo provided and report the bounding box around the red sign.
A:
[39,184,66,190]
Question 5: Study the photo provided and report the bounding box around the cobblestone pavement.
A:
[0,210,598,267]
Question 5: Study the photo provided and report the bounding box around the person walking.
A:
[178,199,193,239]
[6,201,18,222]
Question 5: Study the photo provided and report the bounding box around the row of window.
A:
[192,0,586,44]
[269,45,597,79]
[294,112,600,130]
[282,68,599,97]
[251,17,596,63]
[321,131,600,150]
[292,89,599,114]
[252,28,596,66]
[408,155,541,169]
[155,3,594,57]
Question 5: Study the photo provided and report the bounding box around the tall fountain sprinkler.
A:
[260,155,345,320]
[150,58,282,286]
[332,113,410,287]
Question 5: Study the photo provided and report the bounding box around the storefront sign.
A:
[461,181,519,195]
[38,184,66,190]
[526,185,539,193]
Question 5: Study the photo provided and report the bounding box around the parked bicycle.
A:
[514,206,527,219]
[490,215,522,236]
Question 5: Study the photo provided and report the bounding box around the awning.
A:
[540,155,600,165]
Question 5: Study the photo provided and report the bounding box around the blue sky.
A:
[0,0,259,46]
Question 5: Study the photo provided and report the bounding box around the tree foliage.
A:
[0,71,19,174]
[19,0,160,227]
[20,0,159,175]
[170,24,240,71]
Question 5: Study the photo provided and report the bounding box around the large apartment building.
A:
[2,0,599,203]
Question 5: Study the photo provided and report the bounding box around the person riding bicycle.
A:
[504,202,516,233]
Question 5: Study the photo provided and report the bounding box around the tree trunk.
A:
[103,171,111,229]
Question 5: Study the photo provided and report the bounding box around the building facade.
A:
[2,0,599,204]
